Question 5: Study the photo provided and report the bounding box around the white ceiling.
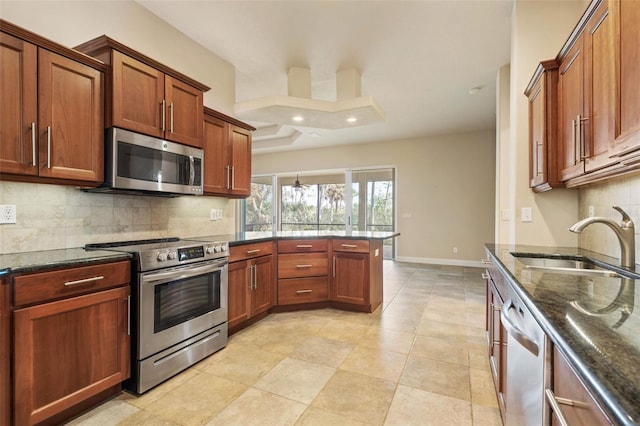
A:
[137,0,513,153]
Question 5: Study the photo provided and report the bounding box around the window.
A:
[242,168,396,258]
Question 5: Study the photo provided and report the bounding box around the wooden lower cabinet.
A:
[330,239,383,313]
[228,242,275,332]
[1,276,10,426]
[548,346,611,426]
[486,275,507,418]
[13,286,130,425]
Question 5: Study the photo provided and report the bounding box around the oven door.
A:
[138,259,227,360]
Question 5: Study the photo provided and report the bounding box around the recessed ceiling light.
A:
[292,115,304,122]
[347,117,358,123]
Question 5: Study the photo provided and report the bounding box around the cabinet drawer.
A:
[277,239,328,253]
[278,253,328,278]
[229,241,273,262]
[13,261,130,307]
[331,239,369,253]
[549,346,611,426]
[278,277,328,305]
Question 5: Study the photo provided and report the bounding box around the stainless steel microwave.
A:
[97,127,203,196]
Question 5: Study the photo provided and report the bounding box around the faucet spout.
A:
[569,206,636,268]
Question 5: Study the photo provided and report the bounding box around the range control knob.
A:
[167,252,177,260]
[157,252,167,262]
[214,245,221,253]
[206,246,215,254]
[220,245,227,252]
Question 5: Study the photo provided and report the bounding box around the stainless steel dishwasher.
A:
[501,287,551,425]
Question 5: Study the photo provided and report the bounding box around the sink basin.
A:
[511,254,621,278]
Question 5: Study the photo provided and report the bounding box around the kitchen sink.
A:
[511,254,621,278]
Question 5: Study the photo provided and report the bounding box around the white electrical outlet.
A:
[216,209,223,220]
[453,247,458,254]
[0,205,17,224]
[210,208,217,221]
[501,209,510,221]
[588,205,595,217]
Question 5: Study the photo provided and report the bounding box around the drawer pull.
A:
[482,273,490,280]
[341,244,358,248]
[545,389,570,426]
[296,264,313,268]
[64,275,104,287]
[246,249,261,254]
[296,244,313,248]
[296,290,313,294]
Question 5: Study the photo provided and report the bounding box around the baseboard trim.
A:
[395,256,484,268]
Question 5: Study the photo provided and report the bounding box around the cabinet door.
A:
[0,277,10,426]
[487,281,506,417]
[38,49,104,182]
[584,1,616,173]
[111,50,164,138]
[229,125,252,197]
[203,114,231,195]
[559,38,586,181]
[330,252,368,306]
[227,260,250,329]
[611,0,640,156]
[251,255,274,317]
[13,287,130,425]
[164,76,203,147]
[0,32,38,176]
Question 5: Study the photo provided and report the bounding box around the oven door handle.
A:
[143,261,226,283]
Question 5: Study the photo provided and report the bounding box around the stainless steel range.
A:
[86,237,229,394]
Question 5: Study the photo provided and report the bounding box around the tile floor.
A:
[66,261,502,426]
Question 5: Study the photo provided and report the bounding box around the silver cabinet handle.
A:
[481,259,492,264]
[545,389,570,426]
[579,115,589,160]
[296,264,313,268]
[296,290,313,294]
[31,122,36,166]
[161,100,166,131]
[481,273,490,280]
[332,256,336,277]
[253,264,257,290]
[46,126,51,168]
[501,299,539,356]
[126,295,131,336]
[246,249,261,255]
[572,118,577,163]
[64,275,104,287]
[341,244,358,248]
[226,165,231,190]
[170,102,174,133]
[297,244,313,248]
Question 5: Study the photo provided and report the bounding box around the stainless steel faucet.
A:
[569,206,636,268]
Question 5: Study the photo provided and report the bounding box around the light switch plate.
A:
[521,207,532,222]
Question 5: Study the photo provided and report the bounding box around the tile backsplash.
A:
[579,173,640,266]
[0,181,236,254]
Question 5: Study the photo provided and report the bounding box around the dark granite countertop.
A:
[190,230,400,246]
[0,248,131,277]
[486,243,640,425]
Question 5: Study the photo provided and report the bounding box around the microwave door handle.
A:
[189,155,195,185]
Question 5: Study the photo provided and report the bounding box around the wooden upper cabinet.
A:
[38,50,104,181]
[75,36,209,148]
[0,32,38,176]
[525,60,560,192]
[583,0,616,173]
[165,76,204,147]
[230,125,252,196]
[0,21,105,185]
[558,36,586,181]
[610,0,640,157]
[203,107,254,198]
[112,50,164,139]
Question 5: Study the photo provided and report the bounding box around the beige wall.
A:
[501,0,587,247]
[0,1,237,254]
[1,0,235,113]
[253,130,496,266]
[579,176,640,267]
